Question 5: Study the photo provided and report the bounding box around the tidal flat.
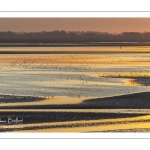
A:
[1,46,150,132]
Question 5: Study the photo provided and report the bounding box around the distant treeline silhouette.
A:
[0,31,150,43]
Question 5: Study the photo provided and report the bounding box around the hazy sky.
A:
[1,18,150,33]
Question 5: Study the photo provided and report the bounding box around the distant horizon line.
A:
[1,31,150,34]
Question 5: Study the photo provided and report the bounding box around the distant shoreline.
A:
[0,42,150,47]
[0,42,150,54]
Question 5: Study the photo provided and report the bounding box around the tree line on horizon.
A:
[0,31,150,43]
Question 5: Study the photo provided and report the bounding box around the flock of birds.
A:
[0,53,150,101]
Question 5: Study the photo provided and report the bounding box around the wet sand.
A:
[0,109,148,132]
[1,91,150,109]
[0,112,150,132]
[1,92,150,132]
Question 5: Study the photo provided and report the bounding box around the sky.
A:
[0,18,150,33]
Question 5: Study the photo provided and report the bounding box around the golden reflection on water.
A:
[0,51,149,107]
[0,109,150,113]
[1,46,150,52]
[1,53,150,66]
[0,96,86,107]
